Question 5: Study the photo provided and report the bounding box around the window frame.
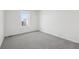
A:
[20,10,30,27]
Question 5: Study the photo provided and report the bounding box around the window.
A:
[20,10,30,26]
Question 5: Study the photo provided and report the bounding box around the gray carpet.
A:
[1,31,79,49]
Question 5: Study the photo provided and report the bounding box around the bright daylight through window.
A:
[20,10,30,26]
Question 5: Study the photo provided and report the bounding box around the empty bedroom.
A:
[0,10,79,49]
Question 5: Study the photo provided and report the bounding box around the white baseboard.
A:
[5,30,40,37]
[40,30,79,44]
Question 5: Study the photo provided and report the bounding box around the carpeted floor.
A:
[1,31,79,49]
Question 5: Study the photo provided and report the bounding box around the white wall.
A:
[5,10,79,43]
[40,10,79,43]
[5,10,39,36]
[0,11,4,46]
